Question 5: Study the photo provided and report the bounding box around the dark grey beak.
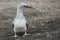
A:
[23,5,33,8]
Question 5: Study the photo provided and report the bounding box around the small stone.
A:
[36,33,40,36]
[41,23,44,26]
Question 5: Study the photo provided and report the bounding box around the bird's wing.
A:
[11,23,14,29]
[26,22,29,29]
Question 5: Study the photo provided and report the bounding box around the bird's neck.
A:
[16,8,24,19]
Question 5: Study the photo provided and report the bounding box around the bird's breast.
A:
[13,19,27,32]
[14,19,26,27]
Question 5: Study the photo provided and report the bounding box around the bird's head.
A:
[17,3,33,9]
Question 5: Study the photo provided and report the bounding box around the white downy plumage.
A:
[12,3,32,37]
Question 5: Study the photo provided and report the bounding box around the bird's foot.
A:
[13,35,18,37]
[11,35,18,38]
[23,33,30,37]
[24,33,30,35]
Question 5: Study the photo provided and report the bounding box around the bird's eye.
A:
[23,5,27,7]
[23,5,33,8]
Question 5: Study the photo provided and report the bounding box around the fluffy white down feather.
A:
[13,18,27,32]
[12,3,32,37]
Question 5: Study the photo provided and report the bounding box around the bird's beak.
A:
[23,5,33,8]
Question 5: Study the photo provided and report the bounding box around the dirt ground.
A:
[0,0,60,40]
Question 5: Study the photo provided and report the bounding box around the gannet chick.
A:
[12,3,33,37]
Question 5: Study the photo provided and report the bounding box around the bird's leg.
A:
[23,31,27,37]
[24,31,28,35]
[11,33,18,38]
[23,30,30,37]
[13,32,18,37]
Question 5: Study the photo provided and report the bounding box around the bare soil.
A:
[0,0,60,40]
